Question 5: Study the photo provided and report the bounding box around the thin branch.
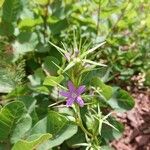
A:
[105,0,130,40]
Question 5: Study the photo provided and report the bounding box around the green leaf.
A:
[12,32,38,61]
[2,0,22,22]
[28,68,45,86]
[63,60,76,72]
[49,19,69,35]
[85,115,99,135]
[108,89,135,112]
[43,56,60,75]
[6,85,30,100]
[101,145,114,150]
[34,86,50,95]
[101,117,124,142]
[67,129,86,147]
[31,111,78,149]
[82,59,106,67]
[0,101,26,141]
[80,41,106,58]
[92,77,113,100]
[18,96,36,114]
[33,0,49,5]
[18,18,43,29]
[11,114,32,143]
[12,133,51,150]
[49,41,66,55]
[43,75,64,87]
[0,0,4,7]
[0,143,8,150]
[0,21,14,36]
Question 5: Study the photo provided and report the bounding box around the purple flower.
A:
[60,81,85,107]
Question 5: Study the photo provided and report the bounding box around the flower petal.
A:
[76,85,85,95]
[66,98,74,107]
[68,81,76,92]
[76,96,84,107]
[60,91,70,97]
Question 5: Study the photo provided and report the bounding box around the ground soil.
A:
[111,88,150,150]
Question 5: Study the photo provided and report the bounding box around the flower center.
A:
[71,93,77,98]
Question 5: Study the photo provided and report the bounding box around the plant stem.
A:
[48,100,66,107]
[75,104,93,137]
[105,0,130,39]
[78,121,93,137]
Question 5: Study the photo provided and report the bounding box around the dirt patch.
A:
[111,89,150,150]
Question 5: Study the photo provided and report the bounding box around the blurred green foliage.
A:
[0,0,149,88]
[0,0,149,149]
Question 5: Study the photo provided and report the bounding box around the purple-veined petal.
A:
[68,81,76,92]
[66,98,74,107]
[76,85,85,95]
[60,91,70,97]
[76,96,84,107]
